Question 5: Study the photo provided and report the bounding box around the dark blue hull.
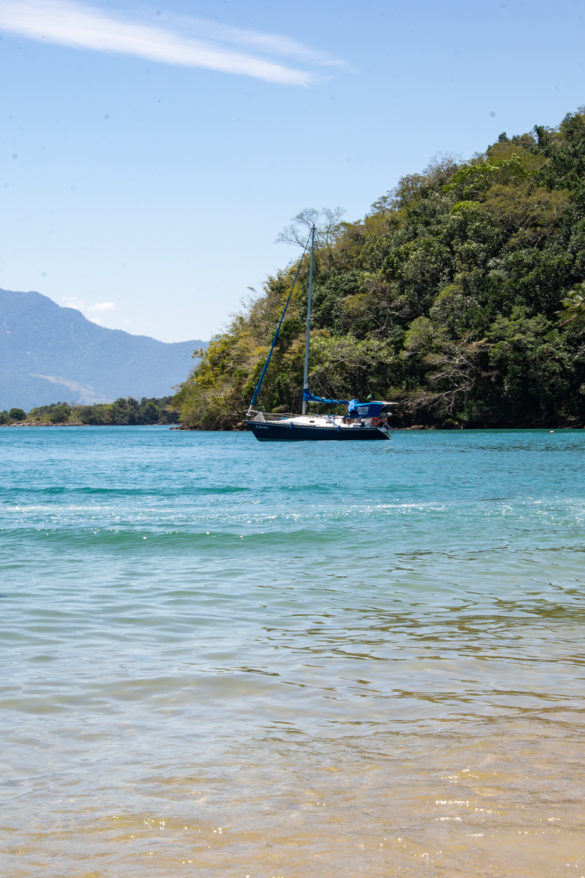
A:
[246,421,389,441]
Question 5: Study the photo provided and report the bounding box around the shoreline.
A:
[3,421,583,431]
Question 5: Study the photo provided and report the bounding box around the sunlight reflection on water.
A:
[1,427,585,876]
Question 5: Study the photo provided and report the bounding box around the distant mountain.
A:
[0,289,206,410]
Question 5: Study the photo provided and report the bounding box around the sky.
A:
[1,0,584,343]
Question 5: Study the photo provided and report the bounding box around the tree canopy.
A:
[175,109,585,429]
[0,397,179,427]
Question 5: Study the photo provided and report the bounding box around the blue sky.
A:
[1,0,584,342]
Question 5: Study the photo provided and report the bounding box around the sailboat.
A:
[245,226,393,441]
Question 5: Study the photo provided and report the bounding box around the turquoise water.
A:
[1,426,585,877]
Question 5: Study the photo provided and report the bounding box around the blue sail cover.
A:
[302,389,349,405]
[303,391,387,417]
[347,399,386,417]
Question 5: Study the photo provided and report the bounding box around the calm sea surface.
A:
[1,426,584,877]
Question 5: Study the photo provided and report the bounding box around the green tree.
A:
[487,307,570,423]
[559,282,585,325]
[49,403,71,424]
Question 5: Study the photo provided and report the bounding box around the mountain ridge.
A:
[0,288,205,409]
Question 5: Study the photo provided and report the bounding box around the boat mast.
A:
[302,224,316,415]
[247,234,310,414]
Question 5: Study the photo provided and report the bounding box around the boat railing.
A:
[246,409,391,429]
[246,409,296,423]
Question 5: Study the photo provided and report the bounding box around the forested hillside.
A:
[175,109,585,429]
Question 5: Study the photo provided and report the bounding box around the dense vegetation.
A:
[177,109,585,429]
[0,397,179,426]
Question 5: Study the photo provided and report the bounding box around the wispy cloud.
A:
[166,14,345,70]
[0,0,343,85]
[87,301,118,314]
[61,296,119,324]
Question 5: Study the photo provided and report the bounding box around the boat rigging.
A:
[245,225,394,441]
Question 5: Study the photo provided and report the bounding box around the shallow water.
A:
[1,426,584,877]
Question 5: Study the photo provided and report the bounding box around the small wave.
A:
[4,525,347,554]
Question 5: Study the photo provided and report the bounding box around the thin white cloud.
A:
[87,301,118,313]
[60,296,88,312]
[60,296,118,323]
[0,0,342,85]
[166,14,345,69]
